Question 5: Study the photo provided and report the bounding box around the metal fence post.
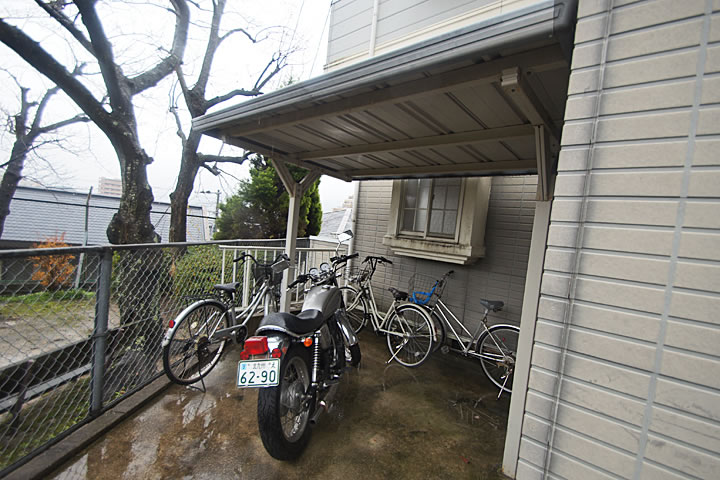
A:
[90,248,112,415]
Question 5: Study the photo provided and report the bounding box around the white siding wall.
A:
[353,175,537,333]
[516,1,720,479]
[327,0,543,69]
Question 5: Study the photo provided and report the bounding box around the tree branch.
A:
[28,85,60,134]
[0,17,113,131]
[127,0,190,95]
[34,0,94,55]
[169,106,187,146]
[253,51,288,92]
[198,152,251,165]
[36,114,90,136]
[205,88,261,109]
[219,27,257,44]
[194,0,225,94]
[74,0,130,117]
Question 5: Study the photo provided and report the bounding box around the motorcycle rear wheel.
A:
[257,345,312,460]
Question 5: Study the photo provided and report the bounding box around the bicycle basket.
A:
[253,258,290,286]
[407,273,446,307]
[348,264,371,284]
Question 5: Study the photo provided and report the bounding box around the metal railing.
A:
[219,245,345,307]
[0,238,333,476]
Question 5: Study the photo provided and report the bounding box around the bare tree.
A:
[0,75,89,237]
[168,0,289,242]
[0,0,190,244]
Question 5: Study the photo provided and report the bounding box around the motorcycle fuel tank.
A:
[302,285,341,318]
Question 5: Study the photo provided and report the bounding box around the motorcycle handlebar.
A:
[330,252,359,264]
[287,274,308,289]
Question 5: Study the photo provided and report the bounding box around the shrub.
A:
[29,234,76,290]
[170,245,232,298]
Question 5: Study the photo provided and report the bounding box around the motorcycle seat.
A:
[256,309,325,336]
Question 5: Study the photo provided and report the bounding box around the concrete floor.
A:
[50,331,511,480]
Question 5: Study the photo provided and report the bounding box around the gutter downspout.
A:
[368,0,380,57]
[345,181,360,279]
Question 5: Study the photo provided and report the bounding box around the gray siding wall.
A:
[516,1,720,479]
[327,0,527,68]
[354,175,537,334]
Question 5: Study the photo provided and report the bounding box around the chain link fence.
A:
[0,238,311,476]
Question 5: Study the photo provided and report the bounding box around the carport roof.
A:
[194,0,577,192]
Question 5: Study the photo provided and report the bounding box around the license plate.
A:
[237,359,280,388]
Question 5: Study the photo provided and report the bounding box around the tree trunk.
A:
[169,131,202,242]
[105,132,159,244]
[0,142,28,238]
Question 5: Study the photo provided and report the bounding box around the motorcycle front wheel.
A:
[257,345,312,460]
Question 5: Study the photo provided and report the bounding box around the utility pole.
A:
[74,186,93,289]
[199,190,221,236]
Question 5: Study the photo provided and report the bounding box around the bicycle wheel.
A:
[476,324,519,394]
[385,304,434,367]
[162,300,230,385]
[340,286,367,333]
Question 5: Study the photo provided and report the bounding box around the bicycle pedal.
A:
[440,345,450,354]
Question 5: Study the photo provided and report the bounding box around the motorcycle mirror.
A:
[337,229,353,243]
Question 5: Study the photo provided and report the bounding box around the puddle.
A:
[50,331,510,480]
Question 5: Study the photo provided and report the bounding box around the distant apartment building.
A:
[97,177,122,197]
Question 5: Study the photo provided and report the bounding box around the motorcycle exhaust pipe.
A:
[310,401,328,425]
[309,384,339,425]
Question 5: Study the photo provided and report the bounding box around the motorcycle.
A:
[236,231,361,460]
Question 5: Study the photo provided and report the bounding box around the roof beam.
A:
[220,134,351,182]
[348,159,536,179]
[296,124,535,161]
[224,45,567,138]
[501,67,561,145]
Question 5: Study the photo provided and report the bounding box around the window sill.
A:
[382,235,485,265]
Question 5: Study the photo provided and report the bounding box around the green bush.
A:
[171,245,233,298]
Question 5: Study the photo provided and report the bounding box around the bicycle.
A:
[161,252,290,385]
[340,256,437,367]
[406,270,520,396]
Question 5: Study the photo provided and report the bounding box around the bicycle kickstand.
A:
[497,374,510,400]
[187,375,207,394]
[386,339,409,365]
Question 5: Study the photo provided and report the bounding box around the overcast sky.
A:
[0,0,351,215]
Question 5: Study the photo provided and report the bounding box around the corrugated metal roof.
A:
[194,0,576,189]
[1,186,207,245]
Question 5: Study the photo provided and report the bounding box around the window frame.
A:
[383,177,491,265]
[398,178,465,242]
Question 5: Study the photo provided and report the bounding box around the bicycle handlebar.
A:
[233,252,290,267]
[363,255,393,265]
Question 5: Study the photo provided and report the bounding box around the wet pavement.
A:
[50,331,510,480]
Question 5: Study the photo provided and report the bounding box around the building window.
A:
[401,178,462,238]
[384,177,490,265]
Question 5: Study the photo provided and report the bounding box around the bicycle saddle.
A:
[479,299,504,312]
[256,310,325,336]
[213,282,240,294]
[388,287,408,301]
